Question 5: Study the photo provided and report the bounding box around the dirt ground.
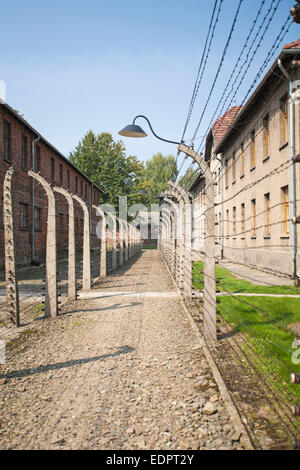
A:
[0,250,242,450]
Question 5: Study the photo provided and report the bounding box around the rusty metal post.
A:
[3,168,20,326]
[28,170,57,317]
[54,187,76,301]
[73,195,91,291]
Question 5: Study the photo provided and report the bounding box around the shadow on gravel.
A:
[60,301,143,316]
[0,345,135,380]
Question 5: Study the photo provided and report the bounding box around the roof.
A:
[215,42,300,154]
[212,106,243,147]
[283,39,300,50]
[0,101,104,194]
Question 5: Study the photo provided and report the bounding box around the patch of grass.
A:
[142,246,157,250]
[30,303,44,319]
[193,261,300,411]
[72,320,85,326]
[193,261,300,295]
[7,328,39,351]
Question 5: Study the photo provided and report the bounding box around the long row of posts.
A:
[3,168,142,324]
[158,143,217,344]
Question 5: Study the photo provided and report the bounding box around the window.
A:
[59,164,63,185]
[34,207,42,231]
[80,180,83,195]
[36,145,41,172]
[59,213,64,233]
[264,193,270,236]
[3,119,11,162]
[21,135,28,170]
[251,199,256,236]
[232,153,236,183]
[233,206,236,235]
[282,186,289,235]
[280,95,288,146]
[241,203,245,234]
[250,130,255,169]
[51,157,55,182]
[226,209,229,236]
[240,142,244,177]
[85,183,87,199]
[263,114,270,159]
[225,159,228,188]
[67,169,70,189]
[75,176,78,193]
[20,203,29,229]
[218,168,221,195]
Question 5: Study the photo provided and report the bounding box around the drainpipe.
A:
[277,59,297,281]
[31,135,40,264]
[215,154,224,259]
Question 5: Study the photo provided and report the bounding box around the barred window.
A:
[34,207,42,231]
[3,119,11,162]
[20,203,29,229]
[36,145,41,172]
[21,135,28,170]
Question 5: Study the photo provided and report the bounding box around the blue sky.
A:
[0,0,299,177]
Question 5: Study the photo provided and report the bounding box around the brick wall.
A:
[0,103,103,267]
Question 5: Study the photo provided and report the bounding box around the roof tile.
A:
[212,106,242,147]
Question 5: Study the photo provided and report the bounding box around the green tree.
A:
[141,152,178,203]
[69,131,144,208]
[178,167,199,191]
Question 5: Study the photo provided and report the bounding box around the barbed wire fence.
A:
[0,167,142,340]
[159,142,300,448]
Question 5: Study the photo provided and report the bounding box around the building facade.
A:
[0,101,103,267]
[190,40,300,279]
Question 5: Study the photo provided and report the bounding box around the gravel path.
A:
[0,250,243,450]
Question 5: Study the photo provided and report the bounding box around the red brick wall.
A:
[0,104,102,267]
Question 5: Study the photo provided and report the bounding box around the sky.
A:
[0,0,299,178]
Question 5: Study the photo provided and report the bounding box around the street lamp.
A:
[119,115,181,145]
[119,114,217,342]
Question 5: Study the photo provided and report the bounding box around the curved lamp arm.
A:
[133,115,181,145]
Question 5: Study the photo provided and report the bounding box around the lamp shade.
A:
[119,124,147,138]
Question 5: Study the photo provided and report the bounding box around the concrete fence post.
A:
[54,187,76,301]
[118,218,124,266]
[124,221,129,261]
[178,144,216,343]
[3,168,20,326]
[28,170,57,317]
[170,182,192,299]
[93,205,106,278]
[73,195,91,291]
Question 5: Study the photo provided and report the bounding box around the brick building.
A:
[189,40,300,279]
[0,101,103,267]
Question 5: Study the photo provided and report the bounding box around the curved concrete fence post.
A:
[164,197,178,277]
[170,182,192,299]
[127,223,132,258]
[93,205,106,278]
[118,217,124,266]
[112,215,117,270]
[3,168,20,326]
[28,170,57,317]
[162,187,185,294]
[54,187,76,301]
[106,213,117,270]
[73,195,91,291]
[123,221,129,261]
[178,143,216,342]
